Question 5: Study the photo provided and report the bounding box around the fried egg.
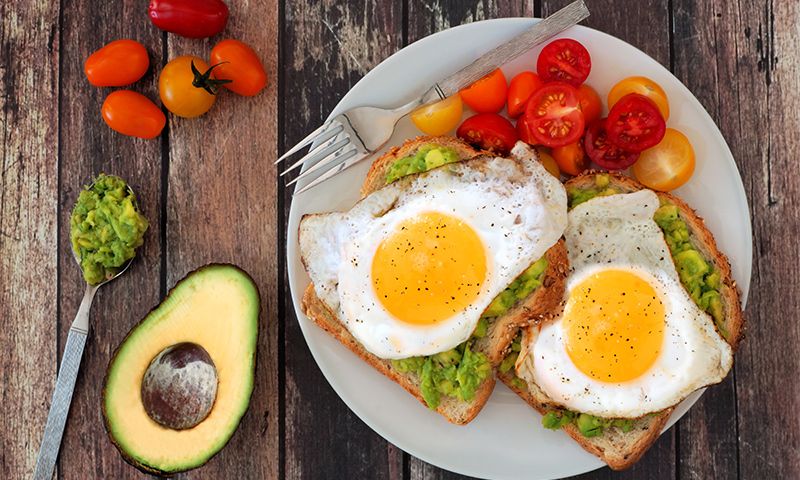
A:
[299,143,567,359]
[516,190,733,418]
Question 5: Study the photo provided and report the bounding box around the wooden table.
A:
[2,0,798,478]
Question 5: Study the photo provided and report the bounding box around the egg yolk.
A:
[562,269,665,383]
[371,212,487,325]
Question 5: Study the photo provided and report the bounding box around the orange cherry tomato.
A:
[101,90,165,139]
[576,84,602,125]
[536,148,561,178]
[551,141,588,176]
[209,40,268,96]
[608,76,670,120]
[84,39,149,87]
[411,95,463,136]
[159,56,220,118]
[460,69,508,113]
[507,71,543,118]
[632,128,696,191]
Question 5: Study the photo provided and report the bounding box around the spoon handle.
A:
[33,285,96,480]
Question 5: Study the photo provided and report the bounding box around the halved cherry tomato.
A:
[523,83,585,148]
[584,119,640,170]
[632,128,695,191]
[552,142,588,176]
[507,71,543,117]
[101,90,165,139]
[516,115,537,145]
[536,148,561,178]
[536,38,592,87]
[210,39,268,96]
[608,76,670,120]
[606,93,666,152]
[148,0,229,39]
[456,113,518,154]
[159,56,225,118]
[411,95,463,135]
[84,40,149,87]
[576,84,602,125]
[460,69,508,113]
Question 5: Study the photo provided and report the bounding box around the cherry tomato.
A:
[101,90,165,139]
[411,95,463,136]
[576,84,602,125]
[523,83,585,148]
[148,0,229,39]
[456,113,518,154]
[159,56,225,118]
[552,142,588,176]
[84,40,149,87]
[516,115,537,145]
[460,69,508,113]
[507,71,543,117]
[583,119,640,170]
[608,76,669,120]
[536,38,592,87]
[210,40,268,96]
[606,93,667,152]
[632,128,696,191]
[536,148,561,178]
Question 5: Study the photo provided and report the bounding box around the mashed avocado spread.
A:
[70,174,148,285]
[385,144,460,184]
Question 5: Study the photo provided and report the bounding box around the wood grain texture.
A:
[56,1,164,478]
[165,0,280,478]
[0,0,59,477]
[280,1,403,479]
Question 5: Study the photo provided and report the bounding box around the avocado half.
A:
[103,264,260,475]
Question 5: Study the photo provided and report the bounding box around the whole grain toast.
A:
[300,136,569,424]
[498,171,745,468]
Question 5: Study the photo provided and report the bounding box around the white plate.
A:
[286,18,751,480]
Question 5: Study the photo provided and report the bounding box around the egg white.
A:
[516,190,733,418]
[299,142,567,359]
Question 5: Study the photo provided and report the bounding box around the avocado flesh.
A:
[103,264,259,475]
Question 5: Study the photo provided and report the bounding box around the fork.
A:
[278,0,589,195]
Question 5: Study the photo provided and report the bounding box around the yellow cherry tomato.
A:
[410,95,463,136]
[608,76,670,120]
[159,56,223,118]
[536,148,561,178]
[632,128,696,191]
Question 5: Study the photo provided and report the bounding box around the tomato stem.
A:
[190,60,232,95]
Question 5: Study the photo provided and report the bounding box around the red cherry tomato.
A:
[460,69,508,113]
[210,40,268,96]
[148,0,229,39]
[606,93,667,152]
[516,115,537,145]
[583,119,640,170]
[456,113,519,155]
[523,83,585,148]
[576,84,602,125]
[101,90,166,139]
[536,38,592,87]
[507,71,543,118]
[84,40,149,87]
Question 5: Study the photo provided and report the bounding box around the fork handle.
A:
[431,0,589,99]
[33,285,96,480]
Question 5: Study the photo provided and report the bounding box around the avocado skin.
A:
[101,263,261,476]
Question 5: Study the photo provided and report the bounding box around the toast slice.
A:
[498,171,745,469]
[300,136,569,424]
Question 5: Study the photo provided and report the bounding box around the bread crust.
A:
[299,136,569,424]
[500,171,745,469]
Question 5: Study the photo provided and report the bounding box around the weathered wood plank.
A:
[280,1,403,478]
[673,0,800,477]
[56,1,164,478]
[0,0,59,477]
[165,0,280,478]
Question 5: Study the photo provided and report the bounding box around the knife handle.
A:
[432,0,589,100]
[33,285,96,480]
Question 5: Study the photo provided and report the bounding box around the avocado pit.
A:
[141,342,218,430]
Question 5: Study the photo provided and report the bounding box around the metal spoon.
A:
[33,187,137,480]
